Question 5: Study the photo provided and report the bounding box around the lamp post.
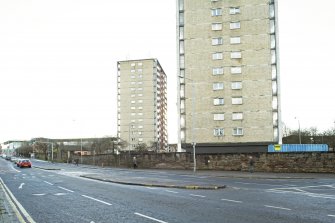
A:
[295,117,301,144]
[179,75,196,173]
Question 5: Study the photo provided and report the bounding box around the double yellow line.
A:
[0,177,36,223]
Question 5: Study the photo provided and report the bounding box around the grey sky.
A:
[0,0,334,144]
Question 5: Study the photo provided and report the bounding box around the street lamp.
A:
[294,117,302,144]
[179,75,196,173]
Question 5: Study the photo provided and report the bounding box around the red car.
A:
[17,159,32,168]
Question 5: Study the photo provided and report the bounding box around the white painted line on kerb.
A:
[134,212,168,223]
[58,186,74,193]
[190,194,206,198]
[81,195,112,206]
[44,181,54,185]
[145,187,157,190]
[165,190,179,194]
[221,198,243,203]
[264,205,291,211]
[328,215,335,217]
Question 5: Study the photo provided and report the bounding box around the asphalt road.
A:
[1,158,335,223]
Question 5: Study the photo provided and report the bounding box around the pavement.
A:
[0,180,22,223]
[2,160,335,222]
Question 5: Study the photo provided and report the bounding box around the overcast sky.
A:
[1,0,335,144]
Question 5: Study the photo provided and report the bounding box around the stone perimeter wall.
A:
[74,152,335,173]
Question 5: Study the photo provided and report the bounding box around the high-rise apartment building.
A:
[177,0,281,150]
[117,59,168,151]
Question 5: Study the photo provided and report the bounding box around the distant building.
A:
[117,59,168,151]
[177,0,281,151]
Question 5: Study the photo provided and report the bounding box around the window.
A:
[138,138,143,142]
[230,7,240,15]
[131,69,135,73]
[212,52,223,60]
[214,128,224,136]
[212,37,223,45]
[137,88,143,91]
[138,69,143,73]
[230,22,240,29]
[131,63,135,67]
[137,62,142,66]
[211,8,222,16]
[233,127,243,136]
[138,113,143,116]
[214,113,225,121]
[214,98,224,105]
[131,75,136,79]
[213,83,224,90]
[212,67,224,75]
[138,125,143,129]
[212,23,222,31]
[231,51,242,59]
[231,81,242,90]
[138,100,143,103]
[230,36,241,44]
[138,93,143,97]
[231,66,242,74]
[131,107,136,110]
[232,97,243,105]
[232,112,243,120]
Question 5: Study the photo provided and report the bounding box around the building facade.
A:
[177,0,281,149]
[117,59,168,151]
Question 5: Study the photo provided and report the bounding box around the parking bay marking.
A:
[19,183,25,189]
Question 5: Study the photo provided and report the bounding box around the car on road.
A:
[17,159,32,168]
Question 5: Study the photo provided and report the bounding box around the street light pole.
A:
[295,117,301,144]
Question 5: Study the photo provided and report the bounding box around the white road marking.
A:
[43,181,53,185]
[54,193,67,196]
[134,212,168,223]
[165,190,179,194]
[18,183,25,189]
[221,198,243,203]
[328,215,335,217]
[58,186,74,193]
[32,193,46,196]
[81,195,112,206]
[264,205,291,211]
[267,189,335,200]
[235,182,278,186]
[190,194,206,198]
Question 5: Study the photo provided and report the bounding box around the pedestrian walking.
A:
[248,156,255,173]
[75,158,79,166]
[133,156,137,169]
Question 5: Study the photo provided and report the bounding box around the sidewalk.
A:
[0,181,21,223]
